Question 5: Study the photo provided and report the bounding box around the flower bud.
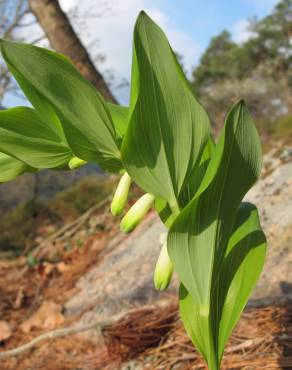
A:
[110,172,132,216]
[154,241,173,291]
[120,193,155,233]
[68,156,86,170]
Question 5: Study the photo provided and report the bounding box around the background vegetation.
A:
[191,0,292,139]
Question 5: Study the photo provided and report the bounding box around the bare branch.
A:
[30,34,46,45]
[0,321,108,358]
[0,0,34,103]
[0,304,156,358]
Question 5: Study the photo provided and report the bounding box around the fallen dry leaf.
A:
[90,236,107,252]
[13,288,24,309]
[20,300,64,333]
[42,262,55,276]
[56,262,70,273]
[0,321,12,341]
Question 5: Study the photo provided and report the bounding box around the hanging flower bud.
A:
[154,241,173,291]
[110,172,132,216]
[120,193,155,233]
[68,156,86,170]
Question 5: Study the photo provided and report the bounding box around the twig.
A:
[30,34,47,45]
[0,304,162,359]
[0,320,108,358]
[33,196,111,257]
[225,338,262,353]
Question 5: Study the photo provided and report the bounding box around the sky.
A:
[4,0,280,106]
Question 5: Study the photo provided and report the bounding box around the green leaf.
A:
[155,137,215,228]
[0,152,34,182]
[0,107,73,169]
[0,39,122,172]
[217,202,266,359]
[107,103,128,142]
[179,202,266,367]
[122,12,210,210]
[6,61,66,141]
[154,197,175,228]
[27,252,38,267]
[168,100,262,369]
[178,135,215,207]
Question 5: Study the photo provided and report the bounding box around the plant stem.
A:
[169,200,180,218]
[208,355,219,370]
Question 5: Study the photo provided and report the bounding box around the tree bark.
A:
[29,0,116,103]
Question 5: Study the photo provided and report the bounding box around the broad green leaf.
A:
[217,202,266,359]
[0,152,34,182]
[107,103,128,142]
[179,136,215,207]
[0,39,122,172]
[6,62,66,141]
[155,197,175,228]
[155,137,215,228]
[179,202,266,367]
[122,12,210,210]
[168,100,262,369]
[0,107,73,169]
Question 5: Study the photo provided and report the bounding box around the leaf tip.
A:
[136,10,152,28]
[138,10,147,17]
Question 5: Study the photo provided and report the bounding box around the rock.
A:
[64,211,179,343]
[245,154,292,299]
[65,213,171,322]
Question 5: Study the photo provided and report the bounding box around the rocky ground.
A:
[246,145,292,300]
[0,143,291,369]
[65,143,292,330]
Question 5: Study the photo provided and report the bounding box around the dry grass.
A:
[89,302,292,370]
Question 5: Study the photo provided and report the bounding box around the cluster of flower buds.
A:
[111,172,155,232]
[110,173,174,291]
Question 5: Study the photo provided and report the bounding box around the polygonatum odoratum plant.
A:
[0,11,266,370]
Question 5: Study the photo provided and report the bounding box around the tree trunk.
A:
[29,0,116,103]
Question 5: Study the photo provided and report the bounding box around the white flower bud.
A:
[154,241,173,291]
[120,193,155,233]
[68,156,86,169]
[110,172,132,216]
